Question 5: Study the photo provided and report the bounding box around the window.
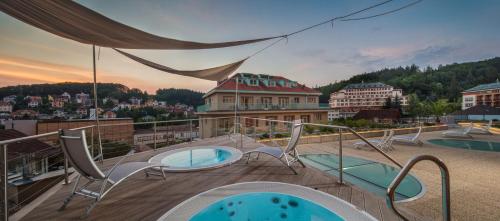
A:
[307,97,316,103]
[249,79,258,86]
[269,81,276,87]
[284,115,295,122]
[265,116,277,126]
[293,97,300,103]
[300,115,310,123]
[278,97,289,107]
[222,96,234,103]
[314,113,322,121]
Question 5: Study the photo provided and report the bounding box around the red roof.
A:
[206,74,320,97]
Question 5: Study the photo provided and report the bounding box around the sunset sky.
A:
[1,0,499,93]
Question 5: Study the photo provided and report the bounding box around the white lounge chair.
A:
[244,120,305,174]
[442,123,473,138]
[58,129,166,218]
[391,126,423,146]
[354,130,394,151]
[470,120,493,135]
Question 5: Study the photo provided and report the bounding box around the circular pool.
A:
[149,146,242,172]
[158,182,377,221]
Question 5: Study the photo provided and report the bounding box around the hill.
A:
[0,82,204,106]
[316,57,500,103]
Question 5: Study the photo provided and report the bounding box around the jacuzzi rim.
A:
[157,181,378,221]
[148,146,243,172]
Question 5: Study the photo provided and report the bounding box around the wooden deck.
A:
[19,135,426,221]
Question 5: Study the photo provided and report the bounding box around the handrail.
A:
[386,155,450,221]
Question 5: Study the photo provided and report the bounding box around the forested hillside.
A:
[317,57,500,103]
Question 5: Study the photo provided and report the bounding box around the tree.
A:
[383,97,392,109]
[407,94,420,118]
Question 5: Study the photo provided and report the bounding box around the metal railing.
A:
[386,155,450,221]
[240,116,404,185]
[197,103,329,112]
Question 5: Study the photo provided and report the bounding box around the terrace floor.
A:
[16,134,427,221]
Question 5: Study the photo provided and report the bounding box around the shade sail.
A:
[0,0,280,49]
[114,49,246,81]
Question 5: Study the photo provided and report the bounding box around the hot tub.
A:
[158,182,377,221]
[149,146,242,172]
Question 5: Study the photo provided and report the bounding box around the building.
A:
[25,96,42,108]
[0,101,13,113]
[461,79,500,110]
[3,95,17,104]
[196,73,328,138]
[329,82,408,119]
[52,110,66,118]
[103,111,117,119]
[60,92,71,102]
[12,110,39,119]
[51,97,66,108]
[451,105,500,121]
[75,92,90,104]
[76,107,88,116]
[103,97,119,105]
[353,109,401,123]
[129,97,142,106]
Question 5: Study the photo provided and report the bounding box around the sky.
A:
[1,0,499,93]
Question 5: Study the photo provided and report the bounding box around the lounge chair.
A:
[442,123,473,138]
[244,120,305,174]
[58,129,166,218]
[354,130,394,151]
[391,126,423,146]
[470,120,493,135]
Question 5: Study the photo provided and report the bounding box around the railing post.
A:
[189,120,193,142]
[1,144,8,221]
[153,122,157,150]
[338,128,343,185]
[63,156,70,185]
[90,127,94,157]
[253,118,257,141]
[215,118,218,137]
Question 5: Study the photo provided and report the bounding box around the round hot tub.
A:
[149,146,242,172]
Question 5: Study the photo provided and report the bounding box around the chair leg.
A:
[256,153,260,160]
[246,153,251,164]
[81,199,99,219]
[297,158,307,168]
[59,175,82,211]
[161,168,167,181]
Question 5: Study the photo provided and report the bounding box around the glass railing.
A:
[197,103,330,112]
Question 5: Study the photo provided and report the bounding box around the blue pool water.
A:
[428,139,500,152]
[161,148,232,168]
[301,154,423,201]
[189,192,344,221]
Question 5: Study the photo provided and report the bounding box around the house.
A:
[144,99,158,107]
[451,105,500,121]
[11,110,39,119]
[52,110,66,118]
[129,97,142,106]
[51,97,66,108]
[103,97,119,105]
[461,79,500,110]
[116,102,132,110]
[75,92,90,104]
[103,111,117,119]
[329,82,408,119]
[60,92,71,102]
[196,73,328,138]
[25,96,42,108]
[76,107,88,116]
[3,95,17,104]
[353,109,401,123]
[0,101,13,113]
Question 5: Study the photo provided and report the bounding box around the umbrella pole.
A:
[92,45,104,163]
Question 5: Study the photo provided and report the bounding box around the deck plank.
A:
[18,135,426,221]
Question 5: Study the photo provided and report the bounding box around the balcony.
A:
[197,103,330,112]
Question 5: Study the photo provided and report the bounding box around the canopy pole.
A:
[234,76,238,135]
[92,45,104,163]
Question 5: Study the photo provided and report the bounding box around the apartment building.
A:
[196,73,328,138]
[462,79,500,110]
[329,82,408,119]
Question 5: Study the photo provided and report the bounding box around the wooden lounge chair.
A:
[58,129,166,218]
[470,120,493,135]
[442,123,473,139]
[244,120,305,174]
[391,126,423,146]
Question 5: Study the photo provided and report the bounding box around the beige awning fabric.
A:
[0,0,280,49]
[114,49,246,81]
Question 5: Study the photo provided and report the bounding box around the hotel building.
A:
[329,82,408,119]
[196,73,328,138]
[462,79,500,110]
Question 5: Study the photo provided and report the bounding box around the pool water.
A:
[428,139,500,152]
[161,148,232,168]
[189,192,344,221]
[301,154,423,201]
